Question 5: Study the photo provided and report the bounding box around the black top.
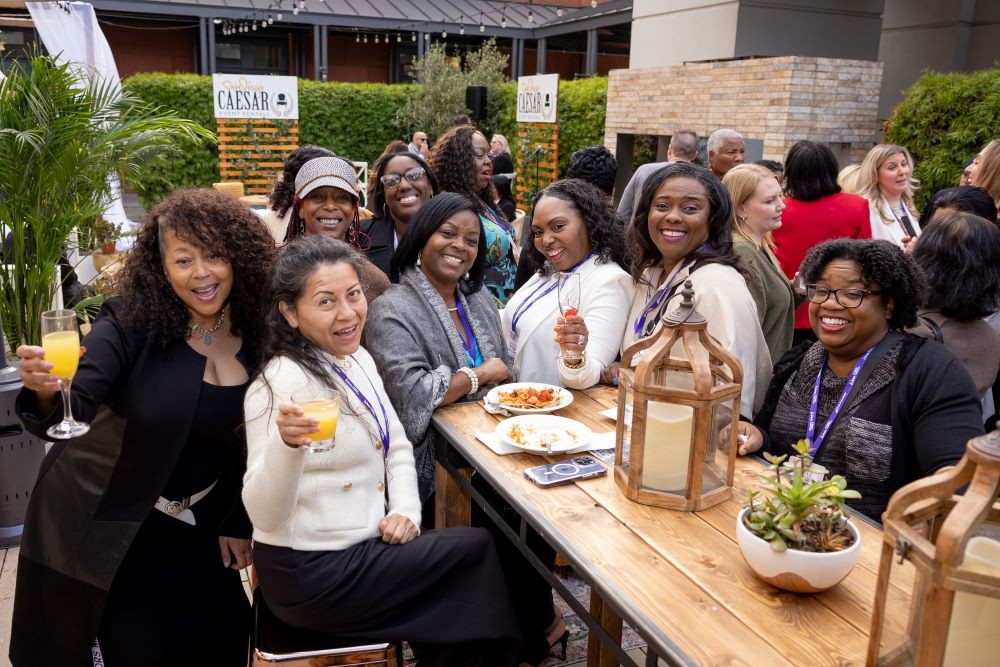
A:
[360,215,396,277]
[162,380,248,499]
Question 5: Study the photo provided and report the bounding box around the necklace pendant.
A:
[203,334,212,345]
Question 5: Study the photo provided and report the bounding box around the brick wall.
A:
[605,56,883,166]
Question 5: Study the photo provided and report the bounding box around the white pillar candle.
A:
[943,536,1000,666]
[641,401,693,492]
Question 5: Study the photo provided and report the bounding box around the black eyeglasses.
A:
[380,167,426,189]
[805,285,882,308]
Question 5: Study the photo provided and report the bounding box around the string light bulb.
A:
[363,34,368,43]
[501,15,506,28]
[557,7,563,16]
[397,33,402,43]
[276,12,283,20]
[268,14,273,24]
[528,8,534,23]
[292,5,298,15]
[411,32,416,41]
[384,33,389,42]
[591,0,597,6]
[424,33,430,40]
[459,24,465,35]
[374,34,379,43]
[441,28,447,38]
[356,33,360,43]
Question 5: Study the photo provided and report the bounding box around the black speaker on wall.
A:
[466,86,487,120]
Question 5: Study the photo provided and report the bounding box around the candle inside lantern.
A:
[943,536,1000,666]
[641,401,693,492]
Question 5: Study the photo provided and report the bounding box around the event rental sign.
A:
[516,73,559,124]
[212,74,298,119]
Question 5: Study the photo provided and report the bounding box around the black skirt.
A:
[95,509,250,666]
[254,527,521,667]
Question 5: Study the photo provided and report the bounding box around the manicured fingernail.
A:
[612,378,618,386]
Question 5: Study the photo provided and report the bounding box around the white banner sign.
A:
[213,74,298,119]
[516,73,559,123]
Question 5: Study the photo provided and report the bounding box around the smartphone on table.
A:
[524,456,607,488]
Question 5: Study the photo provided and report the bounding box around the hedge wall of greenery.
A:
[885,65,1000,208]
[123,73,608,207]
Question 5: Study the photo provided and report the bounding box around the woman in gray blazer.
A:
[365,193,512,509]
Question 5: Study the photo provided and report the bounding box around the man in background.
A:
[408,131,429,158]
[707,128,745,179]
[616,129,699,220]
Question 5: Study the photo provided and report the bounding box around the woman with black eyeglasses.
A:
[733,238,983,520]
[363,151,440,276]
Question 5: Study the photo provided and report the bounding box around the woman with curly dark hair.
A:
[735,238,984,519]
[429,124,517,306]
[909,211,1000,398]
[621,162,772,418]
[259,144,336,242]
[13,188,275,665]
[501,179,633,389]
[361,150,440,276]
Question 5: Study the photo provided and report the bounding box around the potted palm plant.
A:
[0,51,214,349]
[736,439,862,593]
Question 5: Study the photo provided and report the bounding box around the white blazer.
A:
[869,197,920,248]
[622,263,772,418]
[501,256,635,389]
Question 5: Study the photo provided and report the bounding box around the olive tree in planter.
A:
[0,52,214,350]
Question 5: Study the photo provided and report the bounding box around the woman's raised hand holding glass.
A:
[555,273,587,363]
[40,309,90,439]
[278,389,341,452]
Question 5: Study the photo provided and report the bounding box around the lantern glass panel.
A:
[620,383,634,476]
[641,400,693,492]
[943,536,1000,666]
[701,400,731,493]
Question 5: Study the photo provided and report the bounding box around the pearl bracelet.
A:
[457,366,479,396]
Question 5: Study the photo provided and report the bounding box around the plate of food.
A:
[495,415,592,454]
[486,382,573,415]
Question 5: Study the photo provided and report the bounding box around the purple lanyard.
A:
[632,261,690,337]
[806,347,876,457]
[510,254,592,335]
[330,356,390,455]
[454,296,481,367]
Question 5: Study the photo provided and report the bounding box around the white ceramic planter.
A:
[736,507,861,593]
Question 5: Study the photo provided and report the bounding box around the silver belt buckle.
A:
[163,499,186,515]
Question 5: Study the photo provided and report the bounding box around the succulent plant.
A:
[745,439,861,553]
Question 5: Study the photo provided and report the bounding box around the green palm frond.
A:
[0,50,215,349]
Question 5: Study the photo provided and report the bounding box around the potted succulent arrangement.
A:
[736,439,862,593]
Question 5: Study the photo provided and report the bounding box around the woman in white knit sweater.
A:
[243,236,520,666]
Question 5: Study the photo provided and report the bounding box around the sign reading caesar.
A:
[516,73,559,124]
[213,74,298,120]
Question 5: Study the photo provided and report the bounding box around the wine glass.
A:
[293,389,340,453]
[40,309,90,439]
[556,273,582,361]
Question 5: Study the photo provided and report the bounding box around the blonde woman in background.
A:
[857,144,921,248]
[723,164,798,362]
[837,164,863,194]
[968,139,1000,213]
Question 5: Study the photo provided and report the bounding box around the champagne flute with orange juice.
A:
[41,309,90,439]
[294,390,340,453]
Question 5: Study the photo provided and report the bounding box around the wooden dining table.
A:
[432,386,912,666]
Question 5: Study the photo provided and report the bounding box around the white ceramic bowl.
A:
[735,506,861,593]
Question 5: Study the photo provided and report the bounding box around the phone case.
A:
[523,456,607,487]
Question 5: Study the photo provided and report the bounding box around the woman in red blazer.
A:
[773,140,872,345]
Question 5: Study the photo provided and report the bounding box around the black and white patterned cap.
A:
[294,156,359,200]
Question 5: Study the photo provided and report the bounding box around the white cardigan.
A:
[501,257,635,389]
[622,263,772,418]
[869,197,920,248]
[243,347,422,552]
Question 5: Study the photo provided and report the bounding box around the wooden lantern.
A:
[868,430,1000,666]
[613,281,743,511]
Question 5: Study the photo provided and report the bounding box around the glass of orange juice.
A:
[294,390,340,453]
[41,309,90,439]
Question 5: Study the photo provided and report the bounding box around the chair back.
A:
[213,182,246,199]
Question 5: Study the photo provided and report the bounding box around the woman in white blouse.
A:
[502,179,634,388]
[243,235,520,667]
[856,144,922,249]
[619,162,771,419]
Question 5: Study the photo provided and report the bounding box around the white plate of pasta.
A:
[486,382,573,415]
[495,415,592,454]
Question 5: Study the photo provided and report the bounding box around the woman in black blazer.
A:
[12,188,275,666]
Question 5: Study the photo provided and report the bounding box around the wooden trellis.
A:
[217,118,298,195]
[515,122,559,210]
